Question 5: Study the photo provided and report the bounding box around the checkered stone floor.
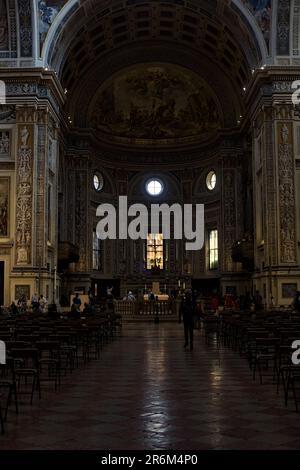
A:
[1,323,300,450]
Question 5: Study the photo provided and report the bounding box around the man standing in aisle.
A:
[179,290,196,351]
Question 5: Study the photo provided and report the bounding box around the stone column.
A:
[222,158,237,273]
[35,108,48,270]
[252,95,299,306]
[276,112,297,265]
[15,107,36,266]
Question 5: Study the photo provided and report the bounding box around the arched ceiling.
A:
[35,0,271,148]
[47,0,265,90]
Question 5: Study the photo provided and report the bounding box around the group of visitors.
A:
[8,293,48,316]
[209,290,264,313]
[123,291,136,301]
[31,293,48,314]
[70,293,95,318]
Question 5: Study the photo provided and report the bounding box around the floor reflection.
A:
[0,323,299,450]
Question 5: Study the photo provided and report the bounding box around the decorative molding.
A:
[223,168,236,272]
[277,0,291,56]
[75,165,88,272]
[0,0,9,51]
[18,0,33,57]
[6,83,37,95]
[15,124,34,265]
[36,124,47,267]
[292,0,300,56]
[278,122,297,263]
[0,130,10,158]
[273,81,295,92]
[0,177,9,238]
[0,106,15,121]
[0,248,11,255]
[264,110,277,265]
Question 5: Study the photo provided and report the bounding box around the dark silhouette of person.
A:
[73,293,81,309]
[253,290,263,311]
[70,299,81,319]
[179,290,195,350]
[293,291,300,313]
[244,292,253,310]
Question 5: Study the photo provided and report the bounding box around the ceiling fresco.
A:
[89,64,223,146]
[38,0,67,54]
[241,0,272,50]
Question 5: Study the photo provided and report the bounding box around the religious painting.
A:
[15,285,30,301]
[38,0,66,52]
[241,0,272,49]
[0,177,9,237]
[0,131,10,158]
[282,283,297,299]
[90,64,223,145]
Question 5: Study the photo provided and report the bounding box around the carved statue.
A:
[0,131,9,154]
[281,124,289,144]
[21,126,29,148]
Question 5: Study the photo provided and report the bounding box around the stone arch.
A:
[41,0,269,72]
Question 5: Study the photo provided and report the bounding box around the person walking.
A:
[31,293,39,313]
[179,290,195,351]
[39,294,48,314]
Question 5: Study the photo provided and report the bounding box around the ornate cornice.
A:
[0,69,66,120]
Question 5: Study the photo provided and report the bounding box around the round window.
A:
[93,172,104,192]
[146,179,164,196]
[206,171,217,191]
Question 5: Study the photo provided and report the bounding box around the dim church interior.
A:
[1,0,300,452]
[0,0,299,310]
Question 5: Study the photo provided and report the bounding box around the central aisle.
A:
[1,323,300,450]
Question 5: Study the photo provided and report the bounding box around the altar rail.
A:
[115,300,177,320]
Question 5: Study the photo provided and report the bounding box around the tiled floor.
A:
[1,323,300,450]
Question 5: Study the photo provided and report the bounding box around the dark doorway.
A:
[0,262,4,306]
[192,279,220,297]
[91,279,120,299]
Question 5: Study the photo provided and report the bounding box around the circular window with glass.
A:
[93,172,104,192]
[206,171,217,191]
[146,179,164,197]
